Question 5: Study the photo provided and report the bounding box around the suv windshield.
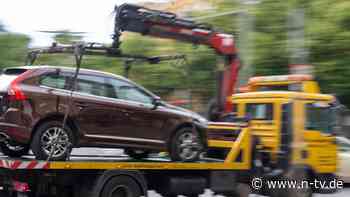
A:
[305,103,336,134]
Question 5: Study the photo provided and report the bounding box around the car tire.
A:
[169,127,203,162]
[31,120,74,161]
[0,142,29,158]
[125,149,149,160]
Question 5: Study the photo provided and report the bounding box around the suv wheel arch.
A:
[31,113,80,145]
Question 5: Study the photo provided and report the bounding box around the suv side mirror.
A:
[152,97,162,110]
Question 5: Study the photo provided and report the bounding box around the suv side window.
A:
[77,74,117,98]
[40,73,67,89]
[246,103,273,120]
[109,78,153,104]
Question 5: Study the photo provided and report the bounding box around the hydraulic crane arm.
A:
[114,4,240,119]
[114,4,237,56]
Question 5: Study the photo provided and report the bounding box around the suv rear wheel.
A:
[0,141,29,157]
[31,120,75,161]
[169,127,203,162]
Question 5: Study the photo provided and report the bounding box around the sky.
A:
[0,0,169,47]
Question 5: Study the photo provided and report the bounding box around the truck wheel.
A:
[169,127,203,162]
[31,120,74,161]
[125,149,149,160]
[285,168,312,197]
[0,142,29,157]
[220,183,251,197]
[100,176,142,197]
[0,191,10,197]
[269,168,312,197]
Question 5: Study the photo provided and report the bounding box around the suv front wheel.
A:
[169,127,203,162]
[31,120,75,161]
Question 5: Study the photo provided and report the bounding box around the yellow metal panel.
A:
[207,126,242,130]
[232,91,334,101]
[49,162,242,170]
[208,140,235,148]
[302,81,321,93]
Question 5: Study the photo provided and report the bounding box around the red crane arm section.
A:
[115,4,240,116]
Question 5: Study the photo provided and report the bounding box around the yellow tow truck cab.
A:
[231,91,337,181]
[240,74,321,94]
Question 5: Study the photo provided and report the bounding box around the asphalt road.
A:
[1,148,349,197]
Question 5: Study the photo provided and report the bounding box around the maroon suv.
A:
[0,66,207,161]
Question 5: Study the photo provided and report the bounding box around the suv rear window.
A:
[3,68,28,75]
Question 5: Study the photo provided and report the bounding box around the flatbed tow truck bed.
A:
[0,123,254,197]
[0,154,244,170]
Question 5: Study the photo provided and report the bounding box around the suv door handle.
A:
[118,109,132,116]
[75,102,89,108]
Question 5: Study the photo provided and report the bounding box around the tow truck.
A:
[0,3,338,197]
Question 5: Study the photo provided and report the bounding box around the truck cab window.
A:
[305,103,335,134]
[246,103,273,120]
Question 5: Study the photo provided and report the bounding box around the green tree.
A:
[0,33,30,68]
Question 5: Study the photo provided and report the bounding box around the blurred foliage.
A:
[1,0,350,108]
[0,22,30,67]
[206,0,350,106]
[53,31,83,45]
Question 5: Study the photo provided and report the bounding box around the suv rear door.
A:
[37,68,74,119]
[71,74,128,146]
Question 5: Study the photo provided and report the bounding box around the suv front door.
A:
[108,78,167,146]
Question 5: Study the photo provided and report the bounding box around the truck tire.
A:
[100,176,142,197]
[0,191,10,197]
[0,142,29,158]
[31,120,74,161]
[269,168,312,197]
[169,127,203,162]
[220,183,251,197]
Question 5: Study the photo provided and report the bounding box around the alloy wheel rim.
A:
[178,131,200,160]
[41,127,69,158]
